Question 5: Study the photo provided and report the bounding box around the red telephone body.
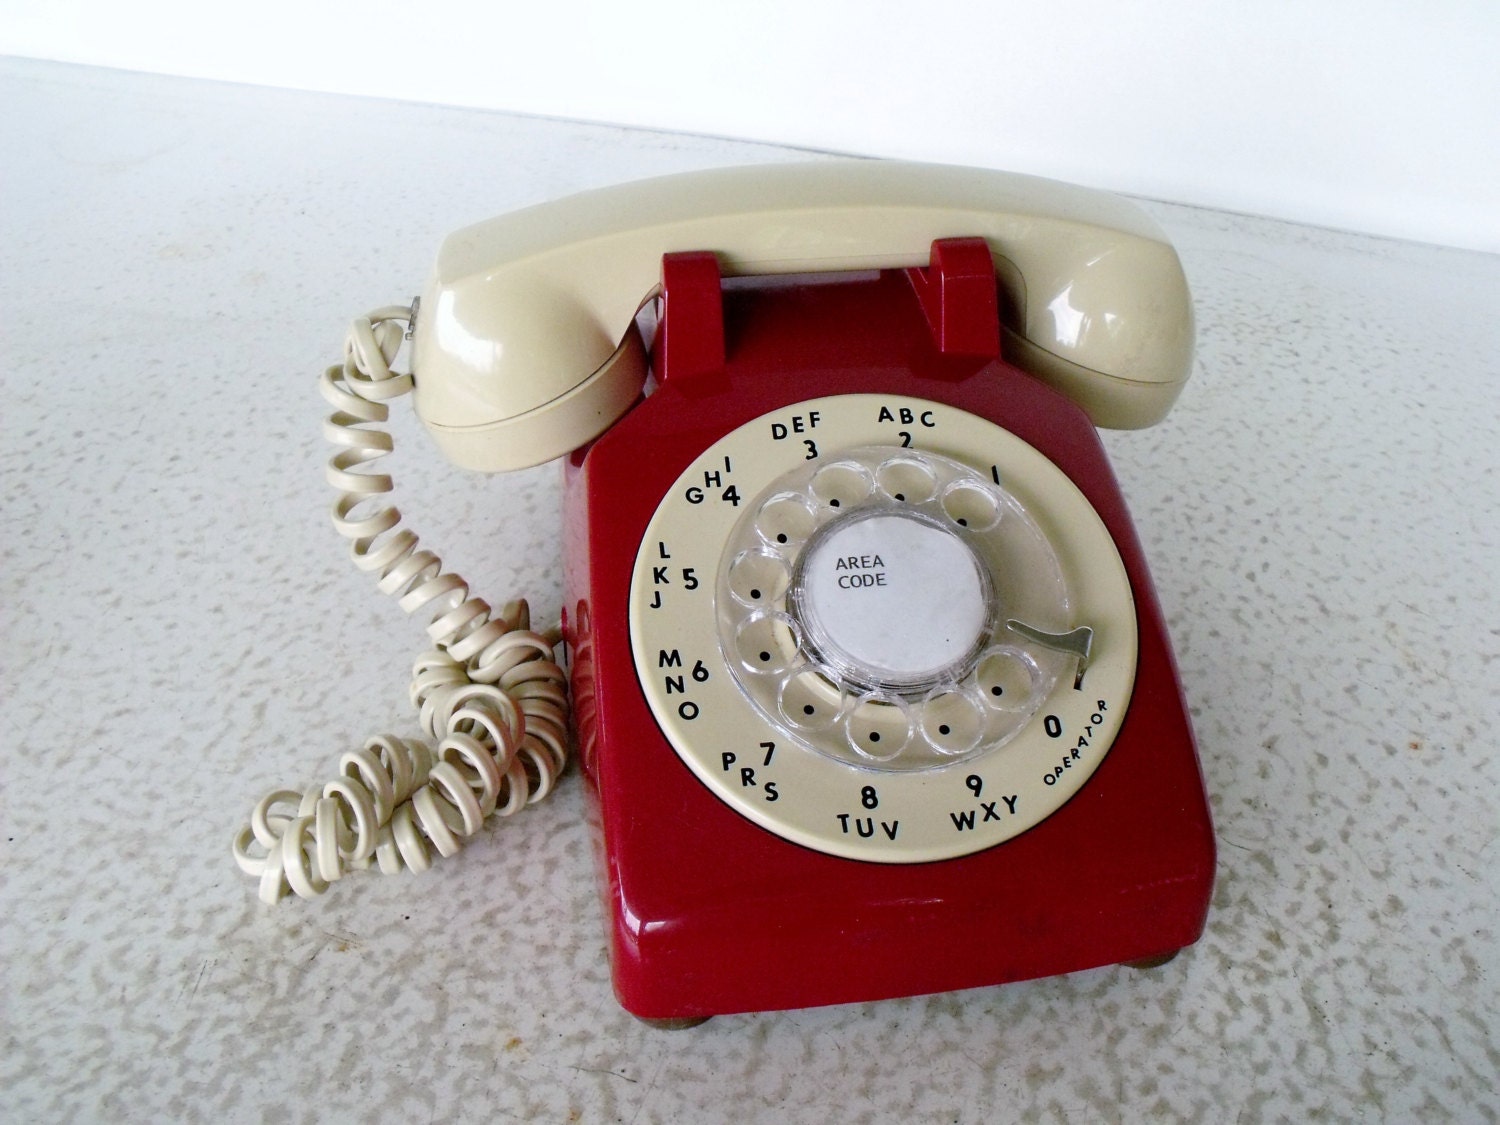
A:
[562,242,1215,1020]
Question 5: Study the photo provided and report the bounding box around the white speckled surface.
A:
[2,57,1496,1123]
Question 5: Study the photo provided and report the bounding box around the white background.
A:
[3,0,1497,250]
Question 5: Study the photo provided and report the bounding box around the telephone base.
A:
[633,953,1186,1023]
[633,950,1183,1023]
[562,259,1214,1019]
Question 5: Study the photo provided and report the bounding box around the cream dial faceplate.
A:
[629,394,1137,862]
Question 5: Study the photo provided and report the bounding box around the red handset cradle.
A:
[563,239,1213,1019]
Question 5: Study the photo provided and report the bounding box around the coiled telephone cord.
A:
[232,305,569,904]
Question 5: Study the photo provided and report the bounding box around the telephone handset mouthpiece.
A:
[409,161,1195,472]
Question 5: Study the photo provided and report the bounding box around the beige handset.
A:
[409,161,1195,472]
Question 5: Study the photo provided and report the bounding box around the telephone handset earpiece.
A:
[408,161,1194,472]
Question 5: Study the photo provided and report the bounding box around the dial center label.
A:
[793,511,991,688]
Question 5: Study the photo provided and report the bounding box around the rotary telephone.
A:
[234,161,1216,1023]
